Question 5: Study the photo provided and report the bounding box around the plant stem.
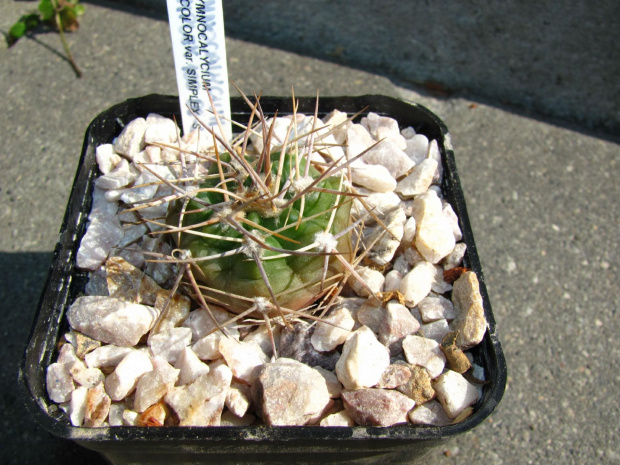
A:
[53,0,82,77]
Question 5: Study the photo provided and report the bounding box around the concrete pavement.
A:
[1,1,619,463]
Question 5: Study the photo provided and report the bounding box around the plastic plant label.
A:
[166,0,231,140]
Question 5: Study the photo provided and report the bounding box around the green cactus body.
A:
[167,149,352,314]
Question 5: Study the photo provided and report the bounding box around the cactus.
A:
[148,92,376,332]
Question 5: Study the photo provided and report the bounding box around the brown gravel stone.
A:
[449,271,487,349]
[397,365,435,405]
[441,331,471,373]
[136,402,168,427]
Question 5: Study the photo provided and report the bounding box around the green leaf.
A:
[73,4,85,16]
[23,13,41,29]
[38,0,55,21]
[9,21,27,41]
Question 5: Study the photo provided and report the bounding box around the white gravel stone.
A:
[392,254,411,275]
[315,132,345,163]
[134,371,167,413]
[402,335,447,379]
[384,270,403,291]
[433,370,481,419]
[219,338,269,384]
[252,361,330,426]
[144,113,179,145]
[362,139,414,178]
[105,351,153,401]
[449,271,487,349]
[346,123,376,157]
[133,357,178,413]
[311,306,355,352]
[355,300,384,333]
[69,360,105,388]
[67,386,88,426]
[342,388,415,426]
[85,345,134,368]
[350,163,397,192]
[413,191,455,264]
[419,319,450,343]
[114,117,148,159]
[399,261,436,307]
[119,170,158,205]
[122,409,139,426]
[470,363,486,383]
[145,145,162,164]
[427,139,443,183]
[313,366,343,398]
[403,246,426,267]
[349,266,385,297]
[442,201,463,241]
[95,144,121,175]
[67,296,158,347]
[404,134,429,165]
[323,110,349,144]
[148,327,193,364]
[57,342,79,365]
[418,295,456,322]
[366,207,407,266]
[95,158,139,190]
[150,291,191,338]
[76,216,125,270]
[118,223,149,248]
[442,242,467,270]
[361,113,406,148]
[165,366,232,426]
[320,410,355,426]
[401,127,416,139]
[351,189,402,224]
[192,332,226,361]
[104,188,124,202]
[243,324,281,358]
[182,307,237,342]
[250,116,296,155]
[220,411,256,426]
[141,237,176,285]
[395,159,438,198]
[225,381,252,417]
[108,403,126,426]
[175,347,210,386]
[89,187,119,221]
[411,189,441,224]
[335,326,390,390]
[409,399,453,426]
[401,216,417,247]
[152,356,181,386]
[180,127,215,155]
[431,264,453,294]
[379,301,421,352]
[112,243,145,269]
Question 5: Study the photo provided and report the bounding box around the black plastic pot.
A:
[19,94,507,464]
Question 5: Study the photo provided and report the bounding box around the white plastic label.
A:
[166,0,231,140]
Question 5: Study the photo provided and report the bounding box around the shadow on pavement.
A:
[81,0,620,136]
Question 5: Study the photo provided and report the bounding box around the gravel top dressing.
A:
[45,94,490,430]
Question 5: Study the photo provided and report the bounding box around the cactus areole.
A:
[167,136,353,316]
